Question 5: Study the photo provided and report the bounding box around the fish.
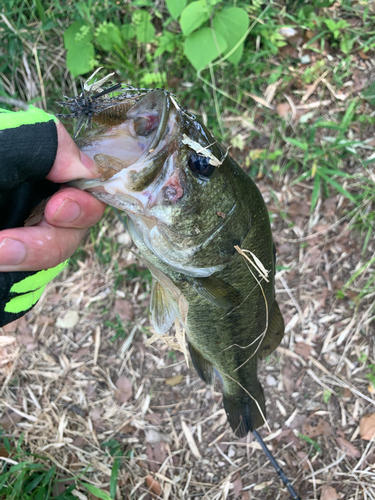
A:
[66,87,285,437]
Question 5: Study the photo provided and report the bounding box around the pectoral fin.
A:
[150,279,178,334]
[258,300,284,359]
[192,276,242,310]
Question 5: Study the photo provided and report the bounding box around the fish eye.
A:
[188,152,215,177]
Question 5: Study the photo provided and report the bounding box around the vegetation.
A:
[1,0,375,498]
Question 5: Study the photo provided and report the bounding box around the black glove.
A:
[0,105,66,327]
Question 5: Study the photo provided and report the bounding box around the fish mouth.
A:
[69,90,175,215]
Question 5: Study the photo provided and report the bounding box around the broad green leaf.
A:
[165,0,187,20]
[95,22,123,51]
[121,24,135,41]
[180,1,211,36]
[184,27,227,71]
[133,11,155,43]
[66,42,95,77]
[213,7,249,65]
[155,31,177,57]
[64,22,95,77]
[64,21,92,50]
[81,483,113,500]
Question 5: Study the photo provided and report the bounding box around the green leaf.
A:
[165,0,187,20]
[155,31,177,57]
[180,1,211,36]
[64,22,95,77]
[133,11,155,43]
[66,42,95,77]
[184,27,227,71]
[121,24,135,41]
[64,21,93,50]
[81,483,113,500]
[213,7,249,65]
[95,22,123,51]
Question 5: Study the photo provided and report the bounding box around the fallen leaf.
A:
[302,416,331,438]
[321,485,339,500]
[115,375,132,403]
[253,480,273,491]
[56,310,79,329]
[145,429,172,444]
[165,374,183,386]
[113,299,134,321]
[336,437,360,458]
[276,102,292,119]
[294,342,311,360]
[145,475,162,496]
[231,473,243,499]
[360,413,375,441]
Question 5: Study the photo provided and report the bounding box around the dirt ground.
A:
[1,159,374,500]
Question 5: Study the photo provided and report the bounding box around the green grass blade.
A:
[81,483,113,500]
[109,458,120,499]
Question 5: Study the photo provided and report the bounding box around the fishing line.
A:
[252,430,301,500]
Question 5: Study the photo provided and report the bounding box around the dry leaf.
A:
[276,102,292,119]
[145,429,172,444]
[360,413,375,440]
[302,416,331,438]
[231,473,243,499]
[294,342,311,360]
[165,374,183,386]
[113,299,134,321]
[56,310,79,329]
[336,437,360,458]
[115,375,132,403]
[321,485,339,500]
[145,475,162,496]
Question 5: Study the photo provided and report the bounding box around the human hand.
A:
[0,122,106,272]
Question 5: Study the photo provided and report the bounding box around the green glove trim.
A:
[10,260,68,293]
[5,285,46,314]
[4,260,68,314]
[0,105,58,131]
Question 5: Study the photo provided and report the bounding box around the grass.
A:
[1,0,375,498]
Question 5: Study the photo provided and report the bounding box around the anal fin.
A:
[258,300,285,359]
[188,342,214,385]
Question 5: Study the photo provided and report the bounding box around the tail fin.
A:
[223,387,266,437]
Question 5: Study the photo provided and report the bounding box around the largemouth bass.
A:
[67,88,284,437]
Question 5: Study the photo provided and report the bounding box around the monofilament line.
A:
[252,430,301,500]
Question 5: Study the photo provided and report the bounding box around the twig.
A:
[0,96,29,110]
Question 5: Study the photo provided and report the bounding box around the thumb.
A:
[46,121,101,183]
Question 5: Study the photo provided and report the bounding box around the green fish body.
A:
[69,89,284,437]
